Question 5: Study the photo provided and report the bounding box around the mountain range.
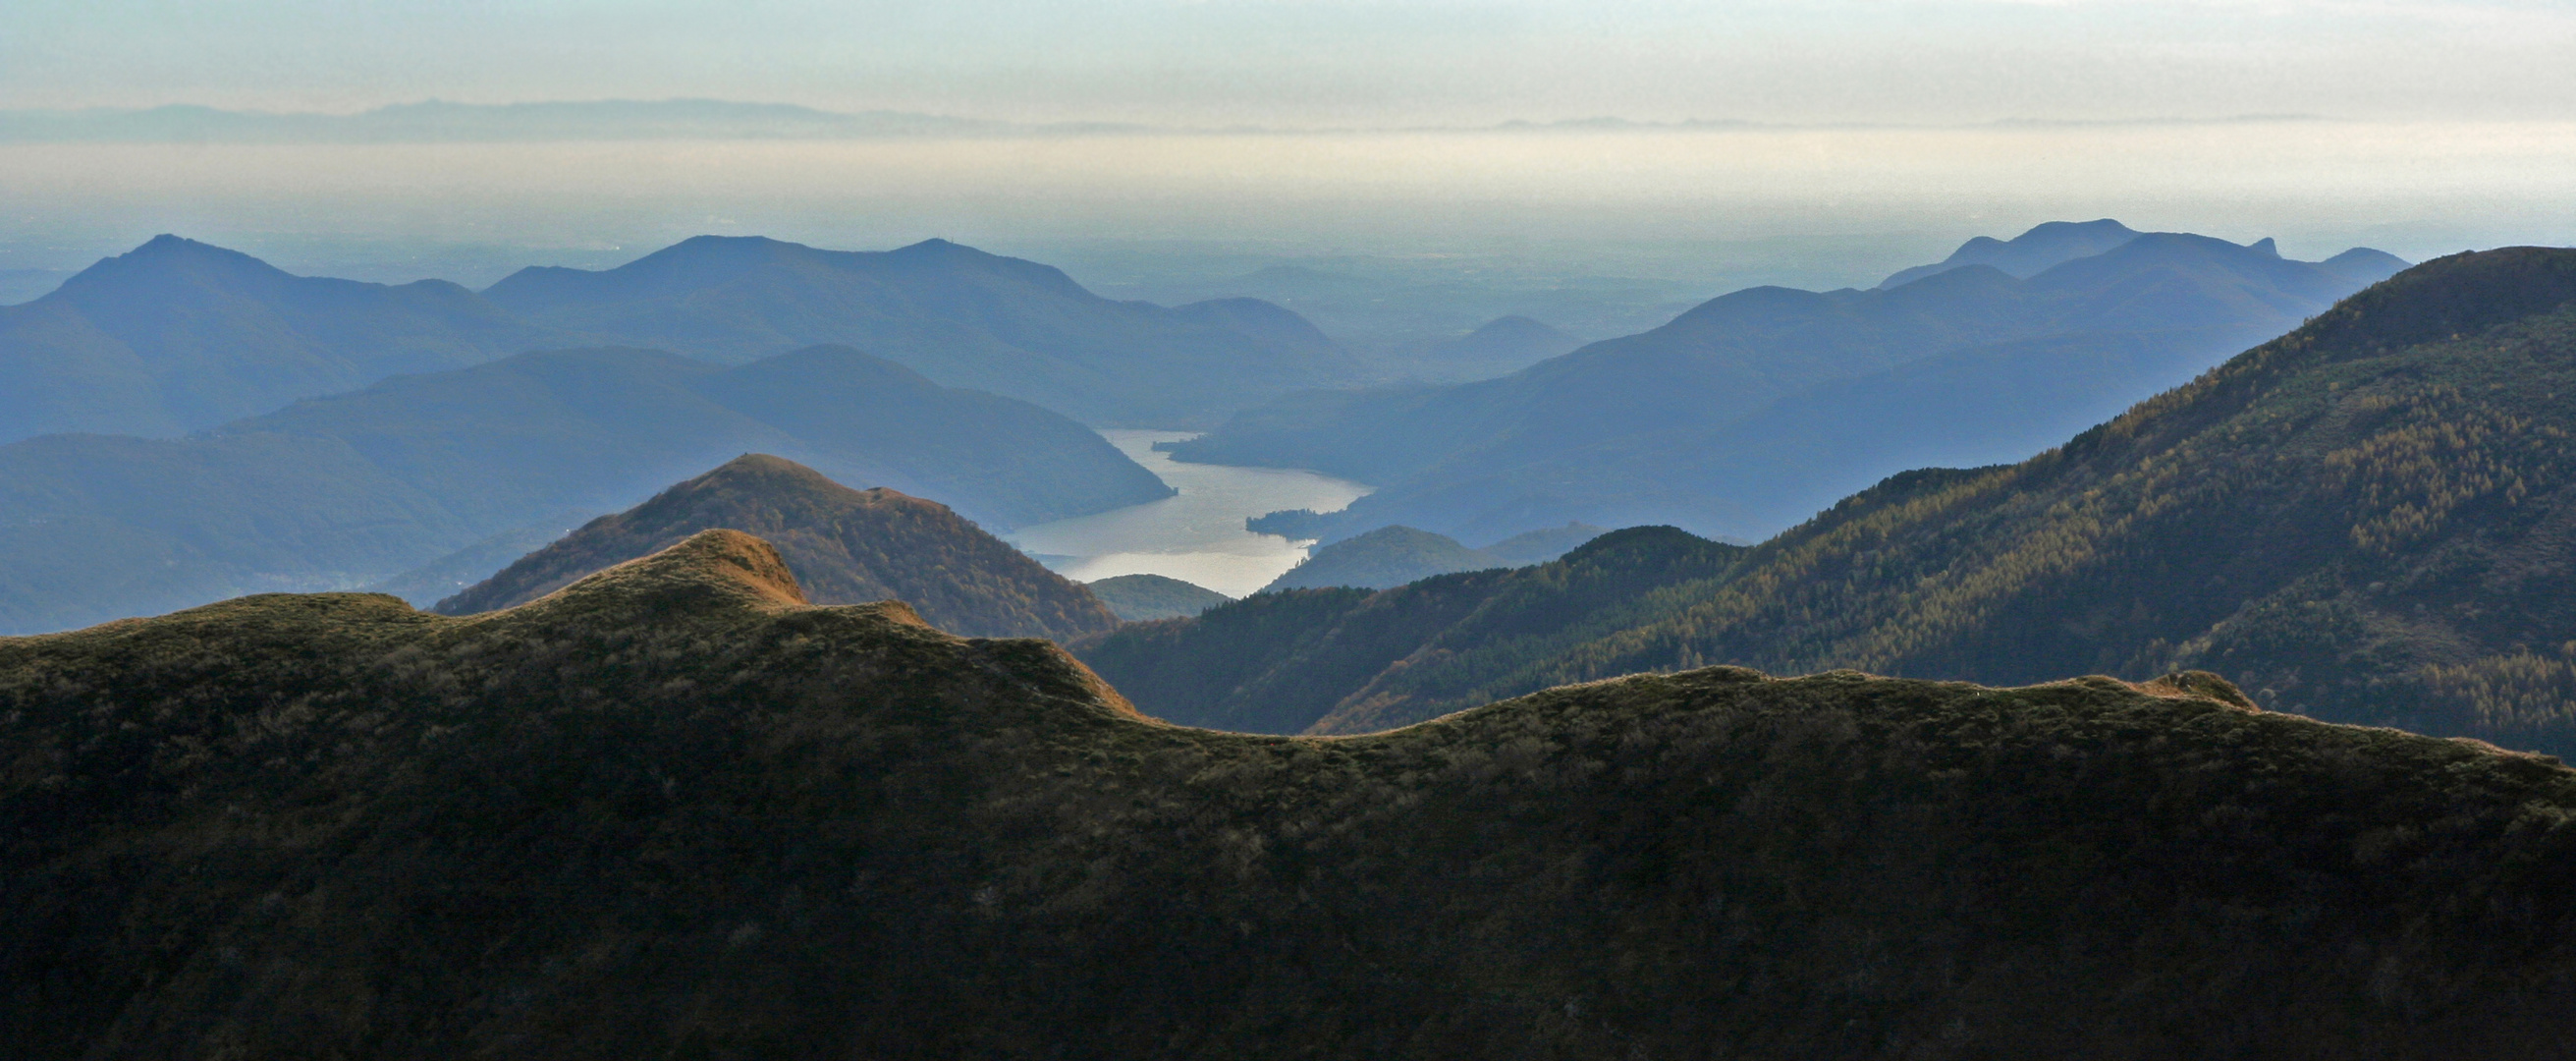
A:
[0,345,1168,635]
[9,529,2576,1057]
[1178,221,2410,544]
[480,236,1360,426]
[0,236,560,440]
[437,454,1120,641]
[1079,246,2576,754]
[0,233,1354,445]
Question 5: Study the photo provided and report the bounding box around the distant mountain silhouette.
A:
[0,236,566,441]
[20,530,2576,1056]
[1089,247,2576,754]
[1876,218,2143,288]
[482,236,1361,426]
[1178,222,2410,544]
[439,455,1118,640]
[0,345,1169,634]
[0,234,1353,443]
[1415,315,1584,378]
[1083,573,1232,621]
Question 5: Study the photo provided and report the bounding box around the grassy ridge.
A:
[9,530,2576,1057]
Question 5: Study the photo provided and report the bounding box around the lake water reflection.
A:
[1007,429,1371,598]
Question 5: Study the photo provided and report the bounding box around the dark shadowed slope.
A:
[1191,223,2409,544]
[438,454,1119,641]
[1078,527,1747,734]
[0,236,566,442]
[483,236,1361,426]
[1083,573,1231,622]
[9,530,2576,1058]
[0,345,1168,635]
[1093,248,2576,753]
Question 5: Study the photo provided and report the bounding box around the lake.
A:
[1007,430,1371,598]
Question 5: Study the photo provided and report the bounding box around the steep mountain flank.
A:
[8,530,2576,1058]
[1187,223,2409,544]
[438,455,1119,640]
[0,345,1168,634]
[1082,573,1232,622]
[0,236,566,441]
[483,236,1360,425]
[1097,248,2576,752]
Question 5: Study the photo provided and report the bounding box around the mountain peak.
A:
[534,528,811,616]
[438,455,1122,640]
[58,234,294,293]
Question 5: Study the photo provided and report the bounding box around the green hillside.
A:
[1087,247,2576,753]
[439,454,1120,641]
[8,530,2576,1058]
[1083,573,1232,621]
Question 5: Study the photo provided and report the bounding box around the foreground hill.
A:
[1186,222,2407,544]
[0,236,566,442]
[0,345,1168,634]
[7,530,2576,1058]
[1087,247,2576,752]
[438,455,1119,640]
[483,235,1361,426]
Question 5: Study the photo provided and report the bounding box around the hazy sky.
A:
[8,1,2576,126]
[3,1,2572,294]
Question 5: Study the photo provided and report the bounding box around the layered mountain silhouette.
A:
[1257,522,1610,593]
[10,530,2576,1057]
[481,236,1361,425]
[1082,573,1231,622]
[1082,247,2576,754]
[0,234,1351,445]
[1188,222,2411,544]
[1875,217,2149,288]
[0,345,1169,635]
[438,454,1120,641]
[0,235,566,442]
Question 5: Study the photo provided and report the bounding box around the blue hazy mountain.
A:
[1875,218,2145,289]
[0,345,1171,635]
[0,235,1351,445]
[481,236,1362,426]
[1181,223,2410,544]
[0,236,568,442]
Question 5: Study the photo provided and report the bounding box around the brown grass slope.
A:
[434,454,1119,641]
[9,530,2576,1058]
[1097,248,2576,750]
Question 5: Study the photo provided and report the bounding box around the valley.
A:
[1007,429,1372,597]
